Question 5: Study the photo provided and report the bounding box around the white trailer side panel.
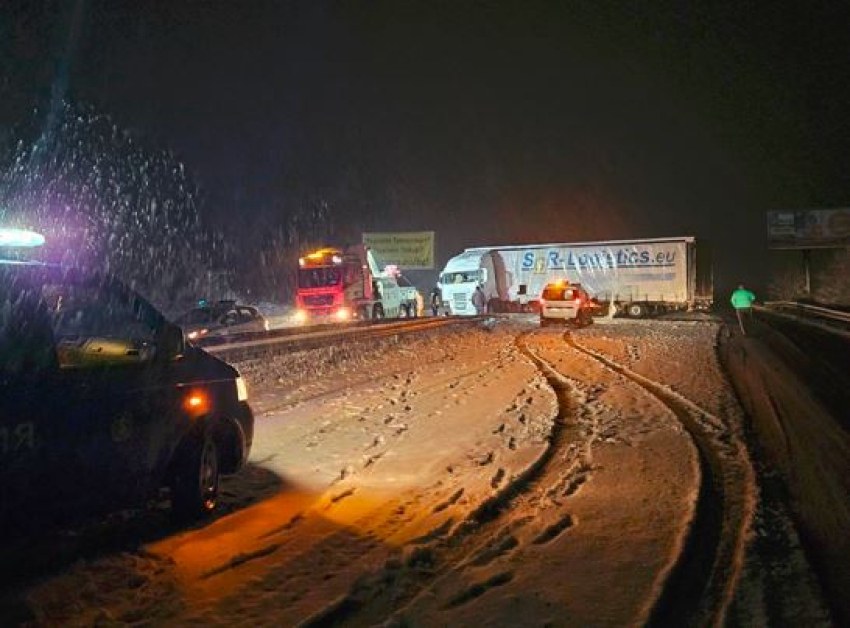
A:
[494,239,691,305]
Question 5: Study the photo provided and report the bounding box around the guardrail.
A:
[200,315,486,362]
[759,301,850,324]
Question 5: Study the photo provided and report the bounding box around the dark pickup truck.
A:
[0,259,254,528]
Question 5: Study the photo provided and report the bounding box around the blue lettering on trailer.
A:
[520,246,678,271]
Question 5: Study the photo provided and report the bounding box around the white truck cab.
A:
[437,250,496,315]
[438,249,536,315]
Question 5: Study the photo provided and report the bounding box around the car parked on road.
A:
[176,300,269,341]
[1,249,254,529]
[539,281,598,327]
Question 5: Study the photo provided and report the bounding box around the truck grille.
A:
[304,294,334,306]
[453,293,468,311]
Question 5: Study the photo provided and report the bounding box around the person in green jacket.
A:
[730,284,756,335]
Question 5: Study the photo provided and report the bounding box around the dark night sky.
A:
[3,0,850,292]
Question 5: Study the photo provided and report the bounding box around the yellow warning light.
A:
[183,390,210,416]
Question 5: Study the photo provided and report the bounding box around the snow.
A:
[10,315,837,625]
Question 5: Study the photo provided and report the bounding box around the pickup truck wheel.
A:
[171,432,220,520]
[372,304,385,320]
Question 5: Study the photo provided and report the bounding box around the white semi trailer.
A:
[438,236,712,317]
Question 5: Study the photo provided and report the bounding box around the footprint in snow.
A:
[469,532,518,567]
[445,571,515,608]
[491,467,506,489]
[532,514,575,545]
[433,488,464,513]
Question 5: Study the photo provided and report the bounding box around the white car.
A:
[539,282,597,327]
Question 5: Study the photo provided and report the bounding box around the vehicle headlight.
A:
[235,376,249,402]
[293,309,308,324]
[335,307,351,321]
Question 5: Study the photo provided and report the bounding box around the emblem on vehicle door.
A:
[110,413,133,443]
[0,422,36,455]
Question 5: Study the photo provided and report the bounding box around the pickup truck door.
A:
[0,277,175,522]
[48,281,178,505]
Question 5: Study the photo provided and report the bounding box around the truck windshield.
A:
[298,267,342,288]
[441,271,480,284]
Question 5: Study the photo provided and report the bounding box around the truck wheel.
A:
[372,304,385,320]
[358,306,369,320]
[409,302,418,319]
[171,431,220,520]
[627,303,646,318]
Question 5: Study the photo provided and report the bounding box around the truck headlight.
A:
[335,307,351,321]
[235,376,249,402]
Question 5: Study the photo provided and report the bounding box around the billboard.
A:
[768,209,850,249]
[363,231,435,270]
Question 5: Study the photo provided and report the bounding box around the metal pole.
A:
[803,249,812,296]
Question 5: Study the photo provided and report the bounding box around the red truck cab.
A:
[295,246,374,322]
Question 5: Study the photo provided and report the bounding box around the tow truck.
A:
[0,228,254,527]
[294,244,419,322]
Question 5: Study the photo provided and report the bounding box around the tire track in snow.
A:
[297,331,598,626]
[565,331,756,628]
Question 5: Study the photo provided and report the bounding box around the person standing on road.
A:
[430,285,442,316]
[730,284,757,335]
[472,284,487,315]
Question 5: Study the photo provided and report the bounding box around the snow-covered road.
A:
[9,316,840,626]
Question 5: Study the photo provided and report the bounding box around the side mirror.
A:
[160,323,185,360]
